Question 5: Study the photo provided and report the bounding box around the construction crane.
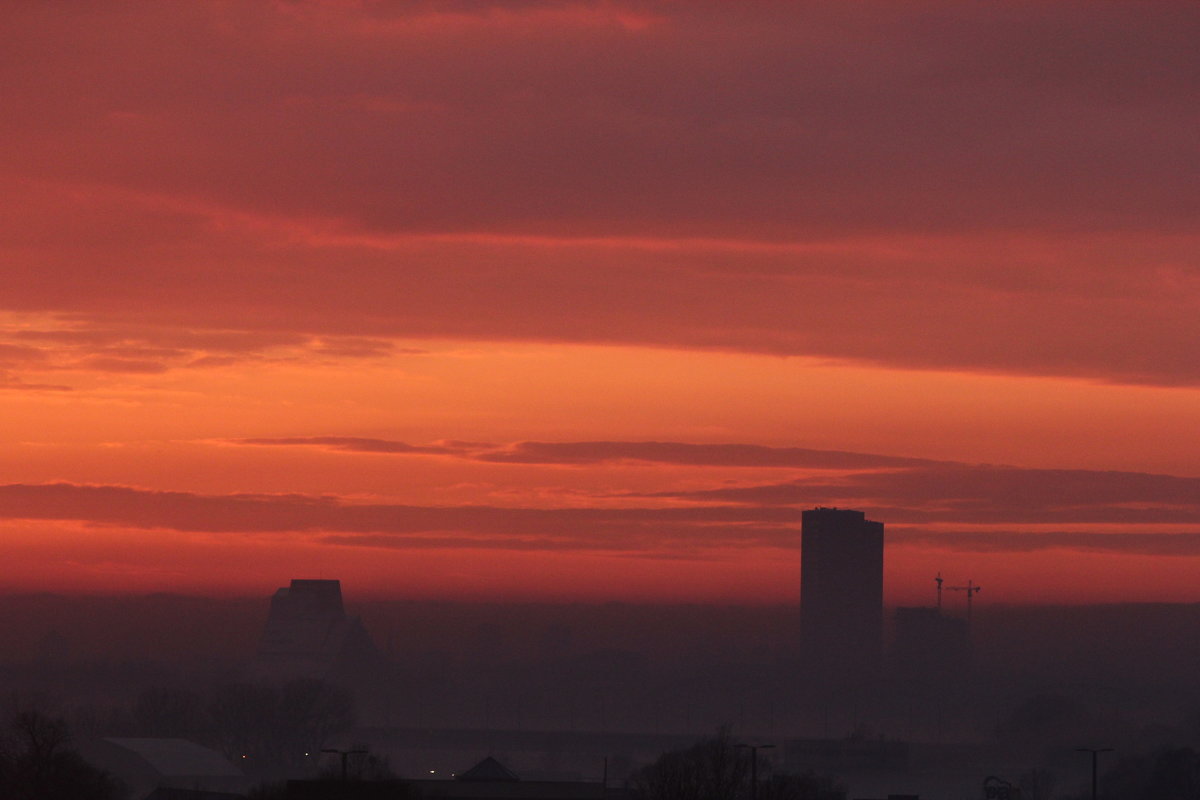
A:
[947,579,982,626]
[935,573,944,611]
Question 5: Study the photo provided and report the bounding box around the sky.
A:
[1,0,1197,606]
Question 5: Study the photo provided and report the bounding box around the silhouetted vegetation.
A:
[56,678,355,775]
[629,728,844,800]
[629,727,748,800]
[207,679,355,771]
[314,750,397,783]
[0,710,124,800]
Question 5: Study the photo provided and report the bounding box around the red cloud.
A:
[236,437,461,456]
[230,437,1200,525]
[0,2,1195,385]
[236,437,935,468]
[1,481,1196,558]
[0,321,401,388]
[653,465,1200,524]
[0,483,793,553]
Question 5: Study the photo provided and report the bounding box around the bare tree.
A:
[0,710,124,800]
[206,680,354,772]
[628,727,749,800]
[275,679,355,769]
[207,682,280,765]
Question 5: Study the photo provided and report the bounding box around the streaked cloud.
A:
[0,319,403,387]
[0,2,1195,385]
[890,530,1200,557]
[230,436,1200,525]
[235,436,936,469]
[644,464,1200,524]
[2,481,1198,560]
[236,437,460,456]
[0,483,792,555]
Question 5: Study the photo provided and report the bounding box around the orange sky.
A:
[1,1,1197,605]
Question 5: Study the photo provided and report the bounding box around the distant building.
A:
[890,607,971,691]
[800,508,884,686]
[251,579,383,683]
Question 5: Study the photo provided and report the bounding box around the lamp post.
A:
[735,743,775,800]
[1075,747,1112,800]
[321,747,368,781]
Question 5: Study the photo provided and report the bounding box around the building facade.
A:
[800,507,884,686]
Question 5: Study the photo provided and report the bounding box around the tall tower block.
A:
[800,507,884,684]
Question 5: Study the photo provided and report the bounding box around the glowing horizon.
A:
[1,1,1197,605]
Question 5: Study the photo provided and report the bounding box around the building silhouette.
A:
[800,507,884,687]
[250,579,382,683]
[890,606,971,692]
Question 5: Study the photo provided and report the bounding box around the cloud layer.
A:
[236,437,938,469]
[232,437,1200,525]
[652,465,1200,524]
[2,2,1197,602]
[7,2,1195,236]
[1,478,1196,559]
[4,433,1198,557]
[231,434,1200,522]
[0,2,1196,385]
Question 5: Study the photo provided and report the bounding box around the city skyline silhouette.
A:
[0,4,1196,795]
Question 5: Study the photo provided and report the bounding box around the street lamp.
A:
[734,743,775,800]
[321,747,368,781]
[1075,747,1113,800]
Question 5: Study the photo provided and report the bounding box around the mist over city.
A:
[1,1,1197,798]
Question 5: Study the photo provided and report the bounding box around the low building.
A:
[79,737,249,800]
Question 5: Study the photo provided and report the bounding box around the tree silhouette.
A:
[207,679,354,772]
[628,728,844,800]
[629,727,748,800]
[0,710,123,800]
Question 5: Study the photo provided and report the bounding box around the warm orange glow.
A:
[1,2,1196,605]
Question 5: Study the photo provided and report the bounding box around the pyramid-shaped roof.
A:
[458,756,520,782]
